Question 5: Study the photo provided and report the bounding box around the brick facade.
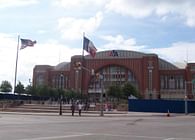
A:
[33,50,195,99]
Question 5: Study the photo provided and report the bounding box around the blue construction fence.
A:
[0,93,50,101]
[128,99,195,113]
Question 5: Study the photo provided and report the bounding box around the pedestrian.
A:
[71,102,75,116]
[78,102,82,116]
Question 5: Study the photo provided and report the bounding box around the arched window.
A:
[88,65,138,93]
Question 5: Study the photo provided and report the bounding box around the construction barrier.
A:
[128,99,195,113]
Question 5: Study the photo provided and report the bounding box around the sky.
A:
[1,0,195,87]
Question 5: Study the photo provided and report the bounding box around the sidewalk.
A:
[0,110,172,117]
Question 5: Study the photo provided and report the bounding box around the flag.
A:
[83,36,97,57]
[20,38,36,49]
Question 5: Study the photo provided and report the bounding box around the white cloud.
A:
[0,0,38,8]
[149,42,195,64]
[17,41,81,85]
[58,12,103,40]
[0,33,18,87]
[100,34,146,51]
[37,30,47,34]
[105,0,153,18]
[53,0,106,10]
[105,0,195,27]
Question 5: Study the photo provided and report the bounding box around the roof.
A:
[54,62,70,71]
[85,50,178,70]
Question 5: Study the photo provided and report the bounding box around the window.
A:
[36,73,44,86]
[88,65,138,93]
[169,76,175,89]
[160,75,164,89]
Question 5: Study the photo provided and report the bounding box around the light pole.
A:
[99,74,104,116]
[59,74,63,116]
[147,64,153,99]
[184,81,191,115]
[75,70,79,92]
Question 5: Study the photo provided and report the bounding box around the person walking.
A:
[71,102,75,116]
[78,102,82,116]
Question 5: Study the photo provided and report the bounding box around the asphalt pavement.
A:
[0,111,195,140]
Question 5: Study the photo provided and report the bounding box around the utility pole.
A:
[59,73,63,116]
[184,81,192,115]
[100,74,104,116]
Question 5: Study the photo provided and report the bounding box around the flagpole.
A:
[13,35,20,94]
[80,32,85,96]
[82,32,85,57]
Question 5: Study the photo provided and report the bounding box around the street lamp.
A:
[59,74,63,116]
[184,81,192,115]
[147,64,153,99]
[97,73,104,116]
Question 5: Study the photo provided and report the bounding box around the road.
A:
[0,113,195,140]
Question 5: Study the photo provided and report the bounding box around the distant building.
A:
[33,50,195,100]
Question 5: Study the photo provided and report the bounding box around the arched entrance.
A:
[87,65,139,101]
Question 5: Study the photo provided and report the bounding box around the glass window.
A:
[88,65,138,93]
[36,73,44,86]
[179,76,184,89]
[160,75,164,89]
[169,76,175,89]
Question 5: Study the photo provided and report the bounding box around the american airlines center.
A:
[33,50,195,100]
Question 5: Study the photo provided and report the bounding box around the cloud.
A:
[149,42,195,63]
[53,0,106,10]
[100,34,146,51]
[17,40,81,85]
[0,0,38,8]
[106,0,153,18]
[58,12,103,40]
[54,0,195,28]
[0,33,18,87]
[105,0,195,27]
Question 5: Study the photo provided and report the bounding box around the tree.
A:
[122,82,140,99]
[25,85,36,95]
[106,85,122,109]
[64,90,77,101]
[107,84,122,102]
[15,81,25,94]
[48,88,58,98]
[0,80,12,92]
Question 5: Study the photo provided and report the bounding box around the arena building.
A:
[33,50,195,100]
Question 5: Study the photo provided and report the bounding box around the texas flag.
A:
[83,36,97,57]
[20,38,36,50]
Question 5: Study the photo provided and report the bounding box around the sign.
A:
[109,50,118,57]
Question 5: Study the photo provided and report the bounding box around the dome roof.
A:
[54,62,70,71]
[85,50,178,70]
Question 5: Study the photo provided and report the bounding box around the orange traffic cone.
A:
[167,110,170,117]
